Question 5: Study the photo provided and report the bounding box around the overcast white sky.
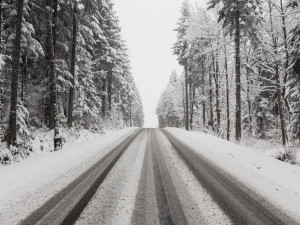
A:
[114,0,207,127]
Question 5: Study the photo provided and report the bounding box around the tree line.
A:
[0,0,144,156]
[157,0,300,157]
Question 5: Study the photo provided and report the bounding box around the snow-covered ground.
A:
[165,127,300,223]
[0,126,126,164]
[0,127,137,225]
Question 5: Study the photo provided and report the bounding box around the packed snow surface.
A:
[165,127,300,223]
[76,129,147,225]
[0,127,138,225]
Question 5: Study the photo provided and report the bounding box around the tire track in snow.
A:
[19,129,142,225]
[156,129,231,225]
[75,128,147,225]
[131,129,160,225]
[132,129,186,225]
[162,129,298,225]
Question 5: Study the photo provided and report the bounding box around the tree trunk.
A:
[201,57,206,128]
[68,4,77,127]
[214,51,220,133]
[48,0,58,129]
[246,64,252,135]
[52,0,58,53]
[7,0,24,147]
[182,80,185,127]
[108,71,112,110]
[184,63,189,130]
[189,79,195,130]
[224,46,230,141]
[101,77,107,115]
[21,56,27,101]
[276,65,286,146]
[0,0,2,53]
[115,79,119,103]
[209,64,214,131]
[279,0,291,113]
[235,7,242,142]
[269,2,286,146]
[46,0,60,150]
[129,95,132,126]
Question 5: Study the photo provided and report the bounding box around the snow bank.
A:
[165,127,300,222]
[0,127,137,225]
[0,126,131,164]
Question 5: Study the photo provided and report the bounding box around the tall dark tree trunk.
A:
[280,0,291,114]
[0,0,2,53]
[49,0,58,129]
[209,64,214,131]
[108,71,112,110]
[245,53,253,136]
[269,2,286,146]
[129,95,132,126]
[21,56,27,101]
[68,4,77,127]
[224,46,230,141]
[101,77,107,115]
[0,0,2,126]
[276,65,286,146]
[182,81,185,127]
[246,65,252,134]
[46,0,60,150]
[52,0,58,53]
[7,0,24,147]
[189,79,195,130]
[115,79,119,103]
[201,57,206,128]
[202,102,206,127]
[214,51,220,133]
[184,63,189,130]
[235,8,242,142]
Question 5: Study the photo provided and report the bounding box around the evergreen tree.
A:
[208,0,263,141]
[173,1,192,131]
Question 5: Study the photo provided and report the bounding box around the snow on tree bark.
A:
[68,4,78,128]
[7,0,24,147]
[46,0,61,150]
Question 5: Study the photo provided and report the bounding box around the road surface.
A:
[20,128,298,225]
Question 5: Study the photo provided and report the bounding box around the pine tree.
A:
[173,1,191,131]
[0,0,144,163]
[208,0,263,141]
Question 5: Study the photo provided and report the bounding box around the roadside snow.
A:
[0,127,121,164]
[0,127,138,225]
[165,127,300,223]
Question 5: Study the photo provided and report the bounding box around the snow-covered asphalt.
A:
[1,128,299,225]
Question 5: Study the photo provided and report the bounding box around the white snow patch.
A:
[0,127,138,225]
[165,128,300,223]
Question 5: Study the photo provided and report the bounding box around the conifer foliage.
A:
[157,0,300,163]
[0,0,143,163]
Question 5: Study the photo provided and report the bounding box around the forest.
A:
[0,0,144,164]
[156,0,300,163]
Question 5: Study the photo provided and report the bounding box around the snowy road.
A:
[6,128,300,225]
